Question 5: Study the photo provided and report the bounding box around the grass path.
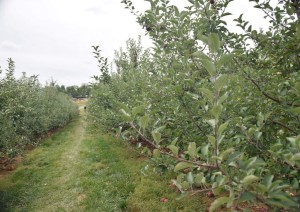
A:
[0,111,207,212]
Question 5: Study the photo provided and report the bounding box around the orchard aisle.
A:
[0,109,208,212]
[0,110,143,211]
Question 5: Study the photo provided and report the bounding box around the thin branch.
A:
[272,120,298,135]
[130,123,158,148]
[189,188,212,196]
[224,45,300,107]
[179,95,203,132]
[130,122,218,169]
[260,7,295,33]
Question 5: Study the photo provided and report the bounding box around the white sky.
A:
[0,0,269,86]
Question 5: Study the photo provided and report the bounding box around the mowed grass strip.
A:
[75,129,208,212]
[0,113,207,211]
[0,115,85,211]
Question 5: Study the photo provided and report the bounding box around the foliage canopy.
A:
[89,0,300,210]
[0,59,78,157]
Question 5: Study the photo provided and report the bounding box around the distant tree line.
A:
[56,84,91,98]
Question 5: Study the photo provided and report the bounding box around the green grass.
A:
[0,112,208,211]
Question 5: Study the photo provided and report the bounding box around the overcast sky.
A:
[0,0,269,86]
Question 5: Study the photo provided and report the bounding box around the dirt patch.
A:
[77,194,87,202]
[0,169,13,180]
[0,156,23,180]
[0,156,23,171]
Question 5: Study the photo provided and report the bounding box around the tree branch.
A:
[272,120,298,135]
[129,122,218,169]
[224,46,300,107]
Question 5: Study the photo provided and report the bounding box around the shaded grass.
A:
[76,133,143,211]
[0,117,83,211]
[127,176,208,212]
[80,130,208,212]
[0,112,208,211]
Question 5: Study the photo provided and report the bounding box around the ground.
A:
[0,109,208,212]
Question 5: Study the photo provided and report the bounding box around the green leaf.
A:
[288,107,300,114]
[219,92,229,104]
[217,135,225,145]
[219,148,234,160]
[181,181,190,190]
[262,175,274,190]
[151,130,161,144]
[132,105,145,116]
[268,193,298,206]
[287,3,294,16]
[209,197,231,212]
[208,33,221,53]
[241,175,259,186]
[221,12,232,17]
[211,155,222,161]
[192,51,210,60]
[186,172,194,184]
[173,5,179,16]
[141,147,151,155]
[174,162,194,172]
[217,54,234,68]
[297,21,300,39]
[287,137,296,149]
[155,125,165,132]
[151,126,165,144]
[201,144,209,157]
[119,109,132,122]
[217,121,228,136]
[292,82,300,96]
[171,137,178,145]
[257,112,264,128]
[216,175,225,186]
[265,199,289,208]
[188,142,197,158]
[240,191,255,202]
[168,144,179,156]
[194,173,204,186]
[196,33,208,44]
[247,157,265,169]
[254,131,262,140]
[292,178,299,189]
[291,153,300,161]
[180,11,189,21]
[207,119,217,129]
[118,102,130,113]
[199,88,214,103]
[207,135,216,145]
[153,149,161,158]
[210,104,223,118]
[172,179,183,193]
[297,135,300,150]
[215,74,229,91]
[200,59,216,77]
[139,115,149,129]
[212,187,222,195]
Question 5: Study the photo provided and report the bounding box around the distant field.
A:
[74,98,88,107]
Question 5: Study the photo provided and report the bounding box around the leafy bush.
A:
[89,0,300,210]
[0,58,78,157]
